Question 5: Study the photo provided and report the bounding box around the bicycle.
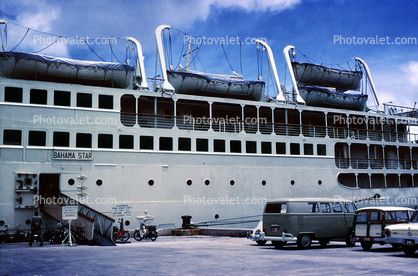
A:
[49,222,66,244]
[0,224,27,243]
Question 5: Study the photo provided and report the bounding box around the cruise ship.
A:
[1,22,417,241]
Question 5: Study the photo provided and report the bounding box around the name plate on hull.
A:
[53,151,93,160]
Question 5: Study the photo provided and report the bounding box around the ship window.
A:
[98,134,113,148]
[261,142,271,154]
[196,138,208,152]
[317,144,326,155]
[4,87,23,103]
[290,143,300,155]
[159,137,173,151]
[76,133,92,148]
[386,174,399,188]
[119,135,134,149]
[99,94,113,109]
[140,136,153,150]
[53,132,70,147]
[230,140,241,153]
[3,129,22,145]
[178,137,191,151]
[304,143,313,155]
[54,90,71,106]
[276,142,286,154]
[121,94,136,127]
[214,139,225,153]
[246,141,257,154]
[77,93,92,108]
[30,89,47,105]
[338,173,356,188]
[28,131,46,146]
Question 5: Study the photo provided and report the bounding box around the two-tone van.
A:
[353,206,414,250]
[260,198,357,249]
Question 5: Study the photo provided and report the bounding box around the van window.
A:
[356,212,368,222]
[320,203,331,213]
[265,203,287,213]
[332,203,342,213]
[370,211,380,221]
[344,203,356,213]
[308,202,319,213]
[386,211,409,222]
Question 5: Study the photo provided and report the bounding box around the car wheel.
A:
[272,241,285,249]
[345,229,356,247]
[402,245,416,256]
[297,234,312,249]
[360,241,373,251]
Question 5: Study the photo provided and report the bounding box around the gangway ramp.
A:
[40,193,115,245]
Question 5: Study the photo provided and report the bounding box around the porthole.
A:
[125,220,130,226]
[96,179,103,186]
[25,219,31,225]
[214,214,219,219]
[205,179,210,186]
[148,179,154,186]
[68,179,75,185]
[261,180,266,186]
[318,180,322,185]
[0,220,4,226]
[187,179,192,186]
[291,180,295,185]
[230,180,235,186]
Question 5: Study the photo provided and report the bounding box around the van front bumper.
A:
[262,232,297,243]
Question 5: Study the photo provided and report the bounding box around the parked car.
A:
[247,219,267,245]
[384,210,418,256]
[353,207,414,250]
[259,198,357,249]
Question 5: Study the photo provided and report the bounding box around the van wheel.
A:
[297,235,311,249]
[256,240,267,246]
[345,229,356,247]
[360,241,373,251]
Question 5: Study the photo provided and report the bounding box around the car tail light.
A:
[250,230,253,234]
[384,229,391,237]
[284,228,288,233]
[263,228,266,233]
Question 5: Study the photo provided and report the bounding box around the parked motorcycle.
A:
[133,223,158,241]
[112,218,129,243]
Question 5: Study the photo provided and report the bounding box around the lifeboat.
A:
[0,51,135,88]
[167,69,265,101]
[291,62,362,91]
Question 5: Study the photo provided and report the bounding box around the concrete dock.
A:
[1,236,417,275]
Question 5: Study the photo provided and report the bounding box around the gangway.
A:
[40,193,115,245]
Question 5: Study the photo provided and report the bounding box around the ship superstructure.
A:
[1,22,418,239]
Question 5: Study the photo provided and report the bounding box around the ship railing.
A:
[384,103,418,120]
[335,157,416,170]
[122,111,418,143]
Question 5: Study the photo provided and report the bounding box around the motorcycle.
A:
[112,218,129,243]
[133,223,158,241]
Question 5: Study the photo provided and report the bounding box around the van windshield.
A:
[265,203,287,213]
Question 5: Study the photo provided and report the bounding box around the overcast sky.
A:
[1,0,417,108]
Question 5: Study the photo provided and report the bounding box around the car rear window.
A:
[265,203,287,213]
[356,212,368,223]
